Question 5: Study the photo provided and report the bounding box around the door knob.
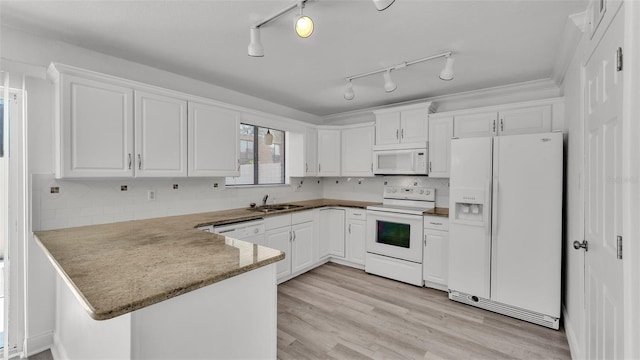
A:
[573,240,588,251]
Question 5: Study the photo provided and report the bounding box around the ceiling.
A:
[0,0,586,117]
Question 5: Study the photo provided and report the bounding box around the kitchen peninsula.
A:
[34,199,376,359]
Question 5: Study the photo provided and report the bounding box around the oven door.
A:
[366,210,423,263]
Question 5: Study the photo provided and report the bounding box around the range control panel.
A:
[383,186,435,201]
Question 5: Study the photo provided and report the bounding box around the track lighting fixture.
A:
[439,55,455,81]
[294,2,314,38]
[343,51,455,100]
[372,0,396,11]
[344,81,355,100]
[383,69,397,92]
[248,0,313,57]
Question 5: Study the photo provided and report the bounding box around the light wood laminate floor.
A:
[277,263,571,360]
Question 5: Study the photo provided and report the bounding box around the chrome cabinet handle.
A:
[424,234,427,247]
[396,129,399,139]
[492,119,496,133]
[137,154,142,170]
[293,230,296,242]
[371,163,373,172]
[429,161,432,172]
[573,240,588,251]
[237,159,240,171]
[348,224,351,234]
[128,154,132,170]
[306,162,308,173]
[318,164,321,173]
[401,129,404,139]
[500,118,504,132]
[289,231,292,242]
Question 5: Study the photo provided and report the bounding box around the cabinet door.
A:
[134,91,187,177]
[400,108,429,143]
[305,128,318,176]
[291,222,314,273]
[428,116,454,178]
[188,102,240,177]
[317,129,341,176]
[346,220,366,265]
[318,210,331,259]
[341,125,374,177]
[375,112,401,145]
[498,105,552,136]
[59,74,134,178]
[453,111,498,138]
[423,230,448,287]
[266,227,292,279]
[328,209,346,258]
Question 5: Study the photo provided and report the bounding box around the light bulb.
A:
[264,130,274,145]
[295,15,314,38]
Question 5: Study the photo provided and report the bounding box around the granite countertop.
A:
[424,207,449,217]
[34,199,379,321]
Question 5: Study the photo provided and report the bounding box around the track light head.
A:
[248,27,264,57]
[439,55,455,81]
[344,81,355,100]
[373,0,395,11]
[295,1,314,38]
[383,70,397,92]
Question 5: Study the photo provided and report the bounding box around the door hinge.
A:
[617,235,623,259]
[616,47,623,72]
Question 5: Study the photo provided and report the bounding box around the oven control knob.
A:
[418,189,424,194]
[392,188,397,193]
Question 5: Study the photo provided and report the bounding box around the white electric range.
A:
[365,186,435,286]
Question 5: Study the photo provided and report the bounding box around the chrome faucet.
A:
[262,194,269,206]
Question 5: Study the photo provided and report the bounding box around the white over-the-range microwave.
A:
[372,143,428,175]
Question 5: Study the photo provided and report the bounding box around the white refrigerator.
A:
[448,132,563,329]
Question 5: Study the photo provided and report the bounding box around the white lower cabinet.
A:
[346,209,366,266]
[265,211,316,282]
[319,208,346,258]
[423,216,449,290]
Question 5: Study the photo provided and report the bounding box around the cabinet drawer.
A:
[292,210,315,224]
[347,208,367,220]
[265,214,292,230]
[423,216,449,231]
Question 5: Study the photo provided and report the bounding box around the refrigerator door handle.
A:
[485,179,492,238]
[492,177,499,238]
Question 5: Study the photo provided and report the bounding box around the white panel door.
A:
[187,102,239,177]
[134,91,187,177]
[291,222,314,273]
[490,132,563,316]
[428,116,454,178]
[317,129,341,176]
[375,112,401,145]
[584,7,624,359]
[341,125,374,177]
[346,220,366,265]
[265,227,292,280]
[498,105,552,136]
[423,230,448,287]
[453,111,498,138]
[400,108,429,143]
[60,74,134,178]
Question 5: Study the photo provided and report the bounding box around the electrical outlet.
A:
[147,190,156,201]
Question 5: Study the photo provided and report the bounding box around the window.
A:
[226,124,285,186]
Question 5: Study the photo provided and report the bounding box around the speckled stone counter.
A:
[424,207,449,217]
[34,198,379,320]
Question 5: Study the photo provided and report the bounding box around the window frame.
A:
[226,123,286,186]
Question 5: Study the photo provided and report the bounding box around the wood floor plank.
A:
[278,263,571,360]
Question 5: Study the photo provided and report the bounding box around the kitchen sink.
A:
[248,204,304,213]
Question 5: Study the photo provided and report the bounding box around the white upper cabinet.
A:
[341,125,374,177]
[453,111,498,138]
[374,102,433,146]
[55,73,134,178]
[498,105,551,136]
[428,116,454,178]
[317,129,341,176]
[187,101,240,177]
[305,127,318,177]
[134,90,187,177]
[451,100,560,139]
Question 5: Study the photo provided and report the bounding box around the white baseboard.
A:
[51,333,69,360]
[562,304,582,360]
[25,331,54,357]
[328,257,365,270]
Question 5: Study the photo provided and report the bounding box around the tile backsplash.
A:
[32,174,449,231]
